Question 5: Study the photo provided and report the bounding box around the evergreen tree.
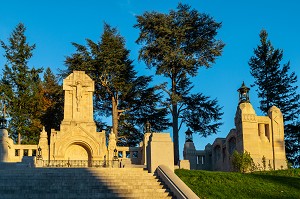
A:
[0,23,44,144]
[64,23,169,146]
[41,67,64,138]
[249,29,300,166]
[135,3,224,164]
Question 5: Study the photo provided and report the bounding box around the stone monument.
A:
[47,71,107,161]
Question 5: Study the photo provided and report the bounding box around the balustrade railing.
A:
[42,160,117,168]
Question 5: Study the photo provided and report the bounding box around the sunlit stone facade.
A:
[183,83,287,171]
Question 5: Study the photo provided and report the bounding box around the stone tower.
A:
[234,82,287,169]
[183,129,197,169]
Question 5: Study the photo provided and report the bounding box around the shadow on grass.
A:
[248,174,300,194]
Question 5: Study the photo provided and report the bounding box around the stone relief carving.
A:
[242,114,256,121]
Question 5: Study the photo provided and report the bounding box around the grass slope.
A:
[175,169,300,199]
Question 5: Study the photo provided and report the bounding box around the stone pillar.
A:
[141,133,151,165]
[108,130,116,162]
[28,150,32,156]
[147,133,174,173]
[38,127,49,161]
[0,128,9,162]
[268,106,287,169]
[238,103,258,151]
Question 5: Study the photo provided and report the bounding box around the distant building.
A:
[183,82,287,171]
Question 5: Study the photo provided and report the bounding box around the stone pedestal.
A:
[35,159,43,167]
[147,133,174,173]
[179,160,190,170]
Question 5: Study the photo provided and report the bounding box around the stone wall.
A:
[184,102,287,171]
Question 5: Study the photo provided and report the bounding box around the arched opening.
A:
[64,142,92,161]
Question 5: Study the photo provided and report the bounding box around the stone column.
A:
[141,133,151,165]
[38,127,49,161]
[108,130,117,167]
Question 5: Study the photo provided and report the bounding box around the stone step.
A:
[0,168,174,199]
[1,186,169,195]
[0,185,165,191]
[1,189,172,197]
[1,194,172,199]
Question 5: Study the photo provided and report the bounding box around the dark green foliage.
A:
[175,169,300,199]
[231,150,254,173]
[248,30,300,167]
[182,93,223,137]
[135,3,224,163]
[64,23,169,146]
[40,68,64,140]
[0,23,43,144]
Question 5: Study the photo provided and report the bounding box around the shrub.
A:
[232,150,254,173]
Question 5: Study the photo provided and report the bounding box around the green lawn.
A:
[175,168,300,199]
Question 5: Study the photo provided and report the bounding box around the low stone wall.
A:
[116,146,142,165]
[156,165,199,199]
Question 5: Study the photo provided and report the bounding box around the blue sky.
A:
[1,0,300,157]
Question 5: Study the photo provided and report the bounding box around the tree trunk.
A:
[172,76,179,165]
[172,103,179,165]
[18,132,21,144]
[112,96,118,141]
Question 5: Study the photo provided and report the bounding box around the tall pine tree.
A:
[40,67,64,139]
[0,23,44,144]
[135,3,224,164]
[64,23,169,146]
[249,29,300,167]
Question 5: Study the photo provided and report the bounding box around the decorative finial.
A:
[185,128,193,142]
[237,81,250,104]
[145,121,152,133]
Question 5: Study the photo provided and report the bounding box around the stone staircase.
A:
[0,167,174,199]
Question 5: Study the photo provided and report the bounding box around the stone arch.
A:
[64,142,92,161]
[56,136,99,160]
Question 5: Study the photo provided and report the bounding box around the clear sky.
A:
[1,0,300,158]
